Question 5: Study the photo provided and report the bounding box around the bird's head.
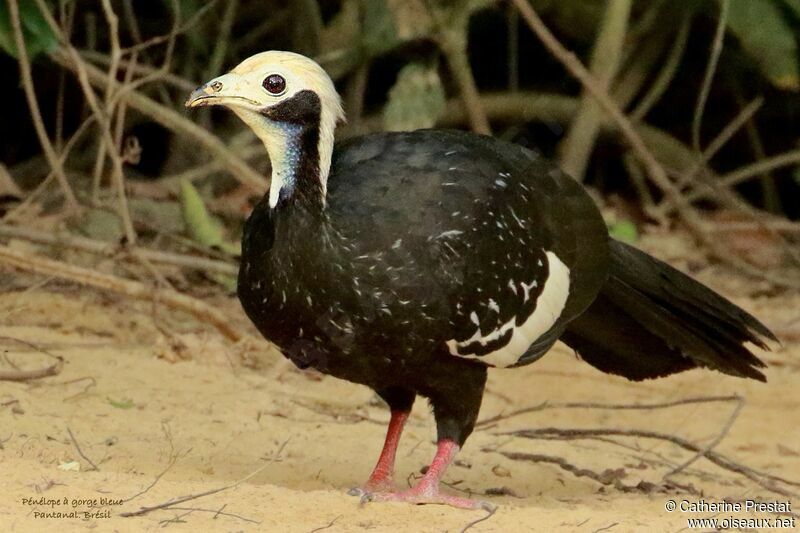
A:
[186,51,345,208]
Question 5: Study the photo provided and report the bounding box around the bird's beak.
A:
[185,73,260,109]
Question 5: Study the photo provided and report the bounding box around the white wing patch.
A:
[446,251,571,367]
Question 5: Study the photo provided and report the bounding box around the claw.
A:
[347,487,366,498]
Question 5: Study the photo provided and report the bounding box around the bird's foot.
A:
[347,476,396,496]
[354,485,495,511]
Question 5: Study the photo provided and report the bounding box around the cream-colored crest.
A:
[187,51,345,206]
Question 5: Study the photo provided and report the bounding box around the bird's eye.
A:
[263,74,286,95]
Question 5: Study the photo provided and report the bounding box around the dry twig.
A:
[692,0,729,151]
[458,505,498,533]
[7,0,78,211]
[50,48,267,191]
[3,116,96,223]
[475,394,742,429]
[33,0,266,192]
[499,427,799,498]
[666,395,744,478]
[0,223,237,276]
[66,427,99,471]
[160,505,259,524]
[308,515,342,533]
[120,437,290,518]
[0,336,64,382]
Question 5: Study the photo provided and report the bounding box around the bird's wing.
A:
[328,130,609,367]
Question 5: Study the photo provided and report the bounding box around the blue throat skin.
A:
[232,105,322,211]
[270,121,304,205]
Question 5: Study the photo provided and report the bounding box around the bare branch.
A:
[559,0,632,181]
[0,223,238,276]
[49,49,267,191]
[7,0,78,211]
[692,0,729,151]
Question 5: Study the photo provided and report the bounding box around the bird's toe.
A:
[356,487,494,511]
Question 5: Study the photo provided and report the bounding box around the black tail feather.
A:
[562,240,775,382]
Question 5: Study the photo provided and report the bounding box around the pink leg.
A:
[363,410,409,491]
[360,439,494,510]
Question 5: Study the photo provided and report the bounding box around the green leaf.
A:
[179,180,240,255]
[608,220,639,243]
[727,0,800,90]
[107,397,134,409]
[0,9,14,56]
[383,62,446,132]
[0,0,58,59]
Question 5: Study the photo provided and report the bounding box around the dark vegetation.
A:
[0,0,799,303]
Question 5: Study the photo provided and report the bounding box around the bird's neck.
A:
[236,110,330,213]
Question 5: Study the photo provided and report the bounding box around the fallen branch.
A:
[0,245,245,342]
[0,361,63,382]
[490,449,665,493]
[499,427,800,498]
[475,394,742,429]
[0,336,64,382]
[666,395,744,478]
[0,223,238,276]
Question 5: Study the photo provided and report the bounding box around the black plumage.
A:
[187,51,775,510]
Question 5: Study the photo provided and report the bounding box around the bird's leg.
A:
[349,387,415,495]
[360,438,493,510]
[360,365,492,510]
[363,409,409,491]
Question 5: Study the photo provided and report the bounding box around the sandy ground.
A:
[1,262,799,532]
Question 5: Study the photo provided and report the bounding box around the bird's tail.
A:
[561,240,775,382]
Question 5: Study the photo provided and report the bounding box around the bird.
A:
[186,51,776,510]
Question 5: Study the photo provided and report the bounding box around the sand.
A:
[1,265,798,532]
